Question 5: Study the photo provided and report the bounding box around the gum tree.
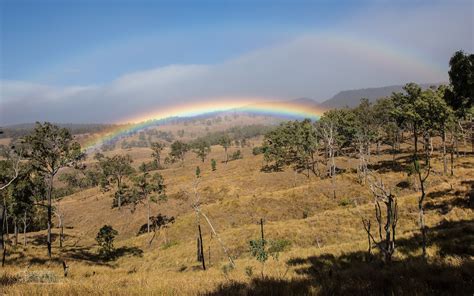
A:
[23,122,82,258]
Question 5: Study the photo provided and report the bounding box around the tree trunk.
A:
[3,198,8,241]
[330,147,336,199]
[0,205,4,251]
[450,141,454,176]
[147,196,151,234]
[418,195,426,258]
[442,131,447,176]
[198,224,205,270]
[413,125,418,159]
[384,199,392,263]
[13,220,18,246]
[417,165,427,259]
[117,179,122,209]
[47,174,53,259]
[23,210,27,247]
[59,215,64,248]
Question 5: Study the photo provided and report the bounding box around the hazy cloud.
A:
[1,1,472,125]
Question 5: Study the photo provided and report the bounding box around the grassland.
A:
[1,135,473,295]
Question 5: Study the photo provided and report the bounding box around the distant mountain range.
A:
[320,82,444,109]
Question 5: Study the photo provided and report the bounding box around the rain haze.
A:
[1,0,472,124]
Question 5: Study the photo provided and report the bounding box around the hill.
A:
[321,83,444,108]
[2,135,473,295]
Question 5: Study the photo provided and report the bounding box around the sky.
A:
[0,0,473,125]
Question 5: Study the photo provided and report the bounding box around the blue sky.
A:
[0,0,472,124]
[2,0,364,85]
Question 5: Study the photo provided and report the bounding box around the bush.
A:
[252,146,264,156]
[96,225,118,260]
[338,198,351,207]
[231,150,243,161]
[211,159,217,171]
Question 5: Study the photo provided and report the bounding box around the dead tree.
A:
[62,260,69,277]
[319,121,337,198]
[361,175,398,263]
[186,178,235,268]
[414,141,432,259]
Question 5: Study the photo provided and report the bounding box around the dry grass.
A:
[1,138,473,295]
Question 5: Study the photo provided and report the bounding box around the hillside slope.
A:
[2,140,473,295]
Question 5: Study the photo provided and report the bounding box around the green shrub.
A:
[338,198,351,207]
[96,225,118,260]
[231,150,243,160]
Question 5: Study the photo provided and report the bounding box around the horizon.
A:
[1,0,473,125]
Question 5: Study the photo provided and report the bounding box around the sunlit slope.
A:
[58,143,473,261]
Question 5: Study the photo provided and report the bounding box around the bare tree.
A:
[361,175,398,263]
[185,177,235,268]
[318,120,337,198]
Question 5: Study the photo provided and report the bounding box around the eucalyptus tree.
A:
[150,142,165,168]
[97,154,134,209]
[133,165,167,234]
[444,50,473,155]
[192,139,211,163]
[352,99,377,183]
[317,109,356,197]
[372,98,399,157]
[392,83,424,159]
[22,122,83,258]
[169,140,189,165]
[262,119,318,177]
[8,172,36,247]
[218,134,232,163]
[0,147,19,251]
[444,50,474,119]
[413,87,453,257]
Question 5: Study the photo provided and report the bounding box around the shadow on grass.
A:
[65,246,143,266]
[397,219,474,258]
[368,160,408,173]
[205,219,474,296]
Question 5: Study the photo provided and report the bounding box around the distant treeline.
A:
[190,124,276,147]
[0,123,123,139]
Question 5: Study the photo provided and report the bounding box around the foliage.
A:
[169,140,189,163]
[252,146,265,156]
[192,139,211,162]
[195,166,201,178]
[211,159,217,171]
[137,213,175,235]
[22,122,83,176]
[444,50,474,118]
[262,119,318,176]
[96,225,118,260]
[150,142,165,167]
[230,150,243,161]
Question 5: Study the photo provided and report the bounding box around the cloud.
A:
[1,1,472,125]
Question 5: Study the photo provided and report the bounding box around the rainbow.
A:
[81,98,326,153]
[79,34,446,154]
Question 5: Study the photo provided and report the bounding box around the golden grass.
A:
[1,139,473,295]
